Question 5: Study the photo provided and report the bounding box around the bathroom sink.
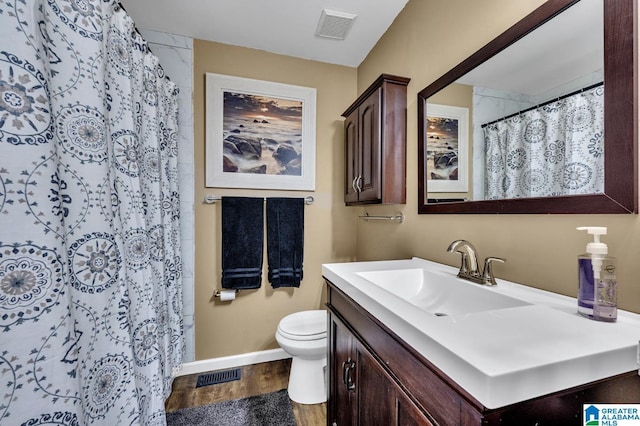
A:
[322,257,640,409]
[355,268,530,316]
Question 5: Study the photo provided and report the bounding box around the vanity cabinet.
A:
[342,74,410,205]
[326,280,640,426]
[330,314,433,426]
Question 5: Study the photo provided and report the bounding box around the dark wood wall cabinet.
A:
[326,280,640,426]
[342,74,410,206]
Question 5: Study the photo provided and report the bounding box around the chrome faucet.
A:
[446,240,505,286]
[447,240,480,276]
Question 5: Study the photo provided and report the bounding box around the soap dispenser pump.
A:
[576,226,617,322]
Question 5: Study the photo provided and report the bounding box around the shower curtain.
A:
[0,1,183,425]
[483,85,604,199]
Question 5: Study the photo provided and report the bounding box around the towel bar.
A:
[359,212,404,223]
[204,194,314,205]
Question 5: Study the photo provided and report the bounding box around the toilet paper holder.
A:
[213,289,239,298]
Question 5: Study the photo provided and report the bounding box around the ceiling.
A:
[119,0,409,67]
[120,0,601,95]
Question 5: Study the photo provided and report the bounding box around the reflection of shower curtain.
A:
[483,85,604,199]
[0,1,182,425]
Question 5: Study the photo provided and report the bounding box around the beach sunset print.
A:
[426,115,460,181]
[222,91,304,176]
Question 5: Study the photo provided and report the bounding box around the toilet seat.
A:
[277,310,327,341]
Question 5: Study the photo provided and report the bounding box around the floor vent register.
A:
[195,368,242,388]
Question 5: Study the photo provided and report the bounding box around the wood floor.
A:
[166,359,326,426]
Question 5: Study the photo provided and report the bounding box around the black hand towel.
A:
[221,197,264,289]
[266,197,304,288]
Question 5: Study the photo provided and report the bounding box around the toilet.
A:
[275,310,327,404]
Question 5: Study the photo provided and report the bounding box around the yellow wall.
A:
[356,0,640,313]
[193,40,357,360]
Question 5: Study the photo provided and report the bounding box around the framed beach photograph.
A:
[425,104,468,193]
[205,73,317,190]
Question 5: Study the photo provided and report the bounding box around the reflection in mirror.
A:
[417,0,636,214]
[480,82,603,200]
[434,0,603,202]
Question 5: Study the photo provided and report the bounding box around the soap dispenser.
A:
[576,226,617,322]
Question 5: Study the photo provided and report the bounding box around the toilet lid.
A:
[278,310,327,341]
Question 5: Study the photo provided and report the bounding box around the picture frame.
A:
[425,104,469,193]
[205,73,316,190]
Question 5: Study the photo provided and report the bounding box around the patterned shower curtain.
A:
[0,1,183,425]
[484,85,604,199]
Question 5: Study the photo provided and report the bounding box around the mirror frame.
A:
[418,0,637,214]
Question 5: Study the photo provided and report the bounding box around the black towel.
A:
[266,198,304,288]
[221,197,264,289]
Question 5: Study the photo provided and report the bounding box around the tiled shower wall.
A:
[142,30,195,362]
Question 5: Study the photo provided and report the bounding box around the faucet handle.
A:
[482,257,506,286]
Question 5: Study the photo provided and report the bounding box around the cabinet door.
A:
[355,341,434,426]
[344,110,359,204]
[355,343,395,425]
[329,310,434,426]
[357,88,381,202]
[330,317,357,426]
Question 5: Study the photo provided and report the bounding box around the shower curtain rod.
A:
[480,81,603,128]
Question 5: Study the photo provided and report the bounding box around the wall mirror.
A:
[418,0,636,214]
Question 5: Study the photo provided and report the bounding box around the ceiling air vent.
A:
[315,9,357,40]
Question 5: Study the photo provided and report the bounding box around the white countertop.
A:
[322,257,640,409]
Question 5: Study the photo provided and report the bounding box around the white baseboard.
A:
[175,348,291,377]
